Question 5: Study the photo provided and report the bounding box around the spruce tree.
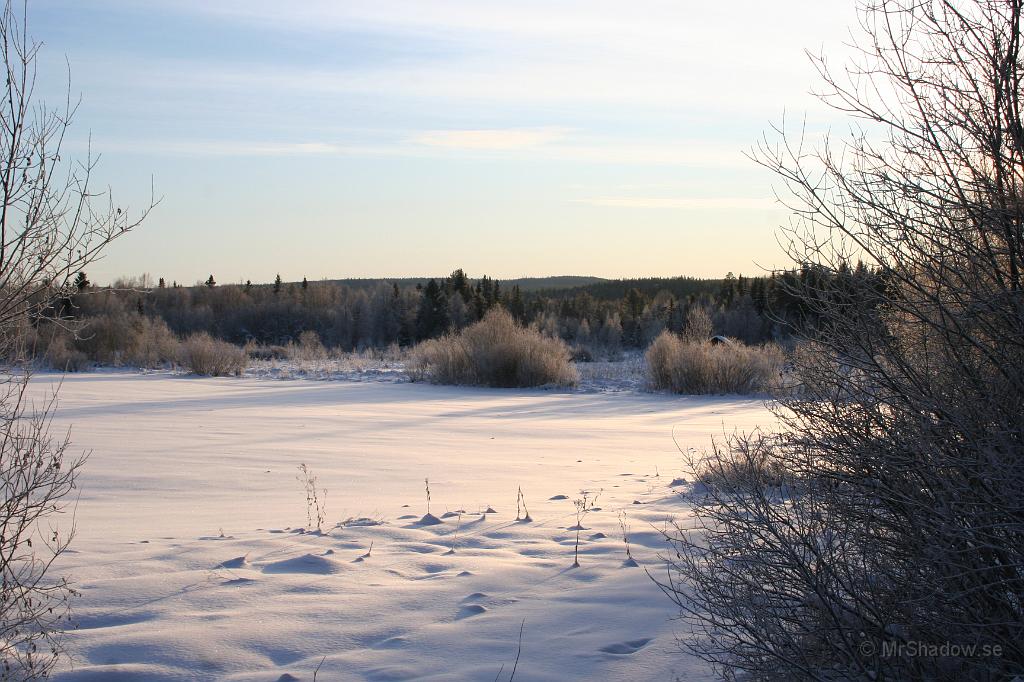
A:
[205,274,216,288]
[509,285,525,321]
[73,271,89,291]
[415,279,449,340]
[719,272,737,307]
[273,274,282,295]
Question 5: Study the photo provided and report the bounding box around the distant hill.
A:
[324,275,607,292]
[252,274,726,301]
[538,276,726,301]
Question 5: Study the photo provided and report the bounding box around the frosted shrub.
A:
[71,313,135,365]
[286,330,327,363]
[125,316,181,368]
[682,306,713,342]
[179,333,247,376]
[645,330,782,394]
[43,334,90,372]
[409,308,578,388]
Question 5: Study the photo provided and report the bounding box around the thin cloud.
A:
[413,128,567,150]
[83,140,357,157]
[78,135,757,169]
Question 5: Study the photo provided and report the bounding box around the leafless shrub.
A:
[660,1,1024,679]
[0,378,85,678]
[178,333,247,376]
[286,330,327,363]
[645,331,783,395]
[124,316,180,368]
[409,307,578,388]
[690,432,791,492]
[39,331,89,373]
[243,341,288,361]
[65,314,133,366]
[682,306,714,343]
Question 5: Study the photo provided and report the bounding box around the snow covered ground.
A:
[28,373,774,681]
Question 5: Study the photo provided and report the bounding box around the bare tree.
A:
[659,1,1024,679]
[0,1,150,677]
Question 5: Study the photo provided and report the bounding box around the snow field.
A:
[28,374,773,681]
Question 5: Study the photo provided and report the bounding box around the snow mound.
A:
[261,553,344,575]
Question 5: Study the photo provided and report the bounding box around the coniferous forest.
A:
[34,264,885,367]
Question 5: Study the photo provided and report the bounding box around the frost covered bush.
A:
[179,333,247,376]
[286,330,327,363]
[70,313,135,365]
[645,330,782,394]
[244,341,288,361]
[43,334,90,372]
[691,431,790,491]
[409,307,578,387]
[29,315,179,370]
[124,316,180,368]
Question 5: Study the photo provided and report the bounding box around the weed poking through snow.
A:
[296,463,327,533]
[570,491,599,568]
[493,618,526,682]
[418,477,442,525]
[446,512,462,555]
[515,486,532,522]
[618,511,638,567]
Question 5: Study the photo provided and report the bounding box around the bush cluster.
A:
[645,330,783,394]
[178,333,248,376]
[409,308,578,388]
[26,315,249,377]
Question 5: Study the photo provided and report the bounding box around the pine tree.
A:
[480,276,494,309]
[205,274,216,288]
[73,271,89,291]
[623,288,645,347]
[415,279,449,340]
[719,272,737,307]
[157,277,166,289]
[273,274,282,295]
[509,285,525,322]
[302,277,308,291]
[447,268,472,302]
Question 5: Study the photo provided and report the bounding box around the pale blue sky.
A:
[33,0,857,285]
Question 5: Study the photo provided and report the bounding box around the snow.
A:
[26,372,774,681]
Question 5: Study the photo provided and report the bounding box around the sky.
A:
[32,0,860,285]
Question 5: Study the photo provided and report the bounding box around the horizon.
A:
[103,271,743,288]
[34,1,858,285]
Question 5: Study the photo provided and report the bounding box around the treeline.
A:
[47,265,885,363]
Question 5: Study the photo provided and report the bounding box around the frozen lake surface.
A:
[30,373,773,681]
